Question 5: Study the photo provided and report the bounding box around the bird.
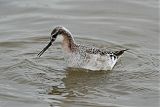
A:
[37,26,128,71]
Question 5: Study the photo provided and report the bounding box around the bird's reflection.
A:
[49,68,111,97]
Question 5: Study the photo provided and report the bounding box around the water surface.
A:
[0,0,159,107]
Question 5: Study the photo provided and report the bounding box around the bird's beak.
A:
[37,36,57,57]
[37,30,59,57]
[37,40,53,57]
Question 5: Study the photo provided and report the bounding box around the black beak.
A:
[37,35,57,57]
[37,40,53,57]
[38,30,59,57]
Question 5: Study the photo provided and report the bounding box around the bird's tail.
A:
[114,49,129,57]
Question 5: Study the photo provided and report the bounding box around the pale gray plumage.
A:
[38,26,127,70]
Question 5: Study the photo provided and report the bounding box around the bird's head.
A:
[37,26,73,57]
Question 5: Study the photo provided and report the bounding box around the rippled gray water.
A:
[0,0,159,107]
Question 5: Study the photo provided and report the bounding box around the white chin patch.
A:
[55,35,63,43]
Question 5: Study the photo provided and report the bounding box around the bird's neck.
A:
[62,34,77,53]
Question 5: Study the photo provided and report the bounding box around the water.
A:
[0,0,159,107]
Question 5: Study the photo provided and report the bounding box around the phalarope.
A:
[38,26,128,71]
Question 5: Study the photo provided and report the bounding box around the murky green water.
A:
[0,0,159,107]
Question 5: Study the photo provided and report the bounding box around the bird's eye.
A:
[50,37,56,41]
